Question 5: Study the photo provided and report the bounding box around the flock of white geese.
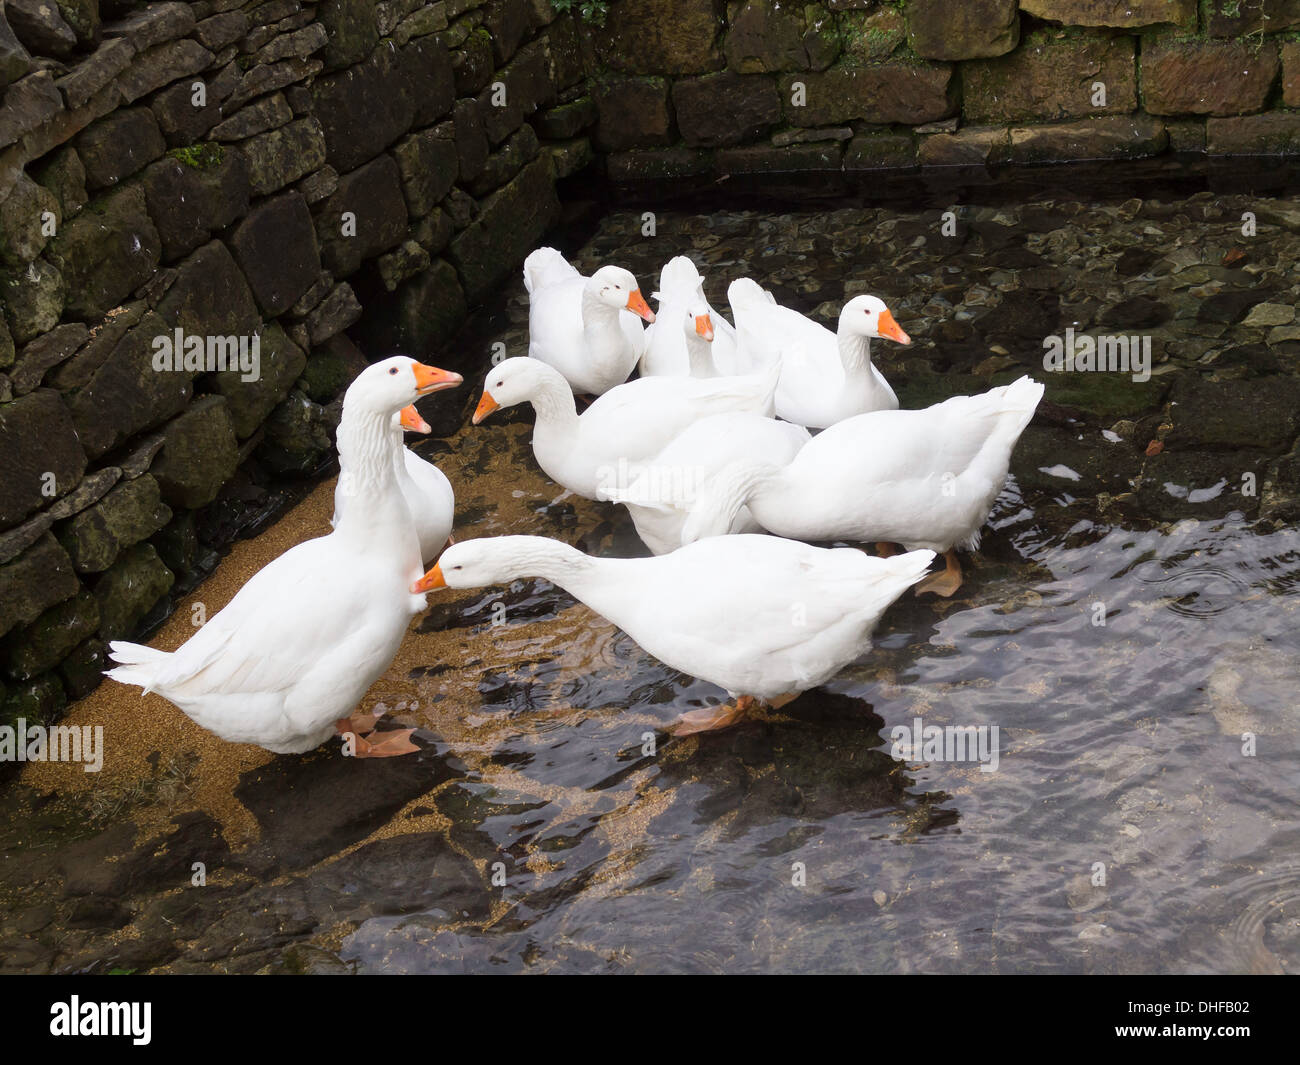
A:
[107,248,1044,753]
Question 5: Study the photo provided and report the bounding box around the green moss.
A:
[551,0,608,27]
[168,143,224,170]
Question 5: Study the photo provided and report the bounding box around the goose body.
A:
[107,358,462,754]
[609,412,811,554]
[729,280,907,429]
[415,535,934,705]
[473,357,779,501]
[524,248,654,396]
[332,407,455,564]
[682,376,1046,558]
[639,256,741,378]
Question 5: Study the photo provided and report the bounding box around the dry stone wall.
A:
[594,1,1300,183]
[0,0,592,725]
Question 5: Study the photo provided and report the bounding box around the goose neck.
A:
[837,329,874,374]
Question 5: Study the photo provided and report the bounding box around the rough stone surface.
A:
[906,0,1019,62]
[139,148,251,262]
[1020,0,1196,27]
[1008,114,1168,162]
[315,153,409,278]
[963,33,1137,124]
[673,72,780,147]
[0,170,58,266]
[45,184,161,319]
[228,191,321,315]
[0,387,86,527]
[598,0,726,76]
[392,125,459,216]
[207,321,306,438]
[57,475,172,573]
[10,322,86,394]
[592,74,674,150]
[4,589,99,681]
[93,541,174,642]
[150,396,239,508]
[311,43,417,173]
[76,107,166,189]
[1207,111,1300,155]
[155,240,261,340]
[1142,41,1279,117]
[1,257,65,343]
[0,533,79,640]
[779,62,955,126]
[237,115,327,196]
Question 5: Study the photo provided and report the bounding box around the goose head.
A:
[680,297,714,343]
[411,537,505,592]
[473,356,567,423]
[397,405,431,433]
[839,295,910,345]
[345,356,463,418]
[587,265,655,323]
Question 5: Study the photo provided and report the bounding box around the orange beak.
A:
[472,391,500,425]
[413,363,463,394]
[694,314,714,341]
[399,404,431,433]
[626,289,655,323]
[876,309,911,345]
[411,564,445,594]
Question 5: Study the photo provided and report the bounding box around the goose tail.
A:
[523,247,578,294]
[105,640,170,696]
[727,277,775,311]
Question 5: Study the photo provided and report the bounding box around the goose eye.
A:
[389,367,399,375]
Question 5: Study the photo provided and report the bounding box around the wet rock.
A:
[274,943,353,974]
[392,125,459,216]
[592,74,673,150]
[46,300,146,391]
[155,239,261,339]
[1242,303,1295,328]
[228,192,321,316]
[1203,0,1300,36]
[534,96,594,140]
[93,540,173,640]
[150,396,239,509]
[0,533,79,640]
[0,672,66,728]
[451,28,495,96]
[315,154,409,277]
[1196,287,1276,325]
[257,22,328,63]
[298,164,338,204]
[1007,115,1167,163]
[4,589,99,680]
[778,61,955,126]
[1207,112,1300,156]
[149,77,224,147]
[296,333,360,403]
[66,311,194,460]
[906,0,1018,61]
[1020,0,1195,28]
[673,72,780,148]
[1136,448,1266,522]
[195,11,249,51]
[117,39,214,104]
[304,281,361,345]
[209,92,293,142]
[140,148,251,263]
[452,100,488,183]
[223,56,322,111]
[0,7,32,89]
[7,0,77,56]
[57,474,172,574]
[1167,374,1300,451]
[605,146,710,184]
[366,256,467,355]
[46,184,161,319]
[59,637,106,699]
[375,239,431,292]
[46,466,120,519]
[30,145,86,219]
[102,2,196,51]
[466,123,538,196]
[598,0,725,76]
[917,125,1010,166]
[963,32,1136,124]
[844,132,916,170]
[722,0,834,73]
[237,115,327,196]
[0,71,63,151]
[449,154,558,303]
[1142,40,1279,117]
[0,170,58,267]
[1103,296,1170,330]
[310,43,417,173]
[316,0,378,70]
[1285,41,1300,108]
[476,39,550,144]
[838,8,905,62]
[0,387,86,528]
[208,321,307,439]
[76,107,166,191]
[10,322,87,395]
[0,257,65,343]
[0,316,12,370]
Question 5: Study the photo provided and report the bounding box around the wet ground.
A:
[2,165,1299,973]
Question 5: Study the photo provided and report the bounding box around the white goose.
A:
[332,405,455,565]
[106,357,463,756]
[607,412,811,555]
[639,256,740,378]
[729,280,908,428]
[413,534,934,735]
[680,376,1046,597]
[472,356,778,501]
[524,247,654,396]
